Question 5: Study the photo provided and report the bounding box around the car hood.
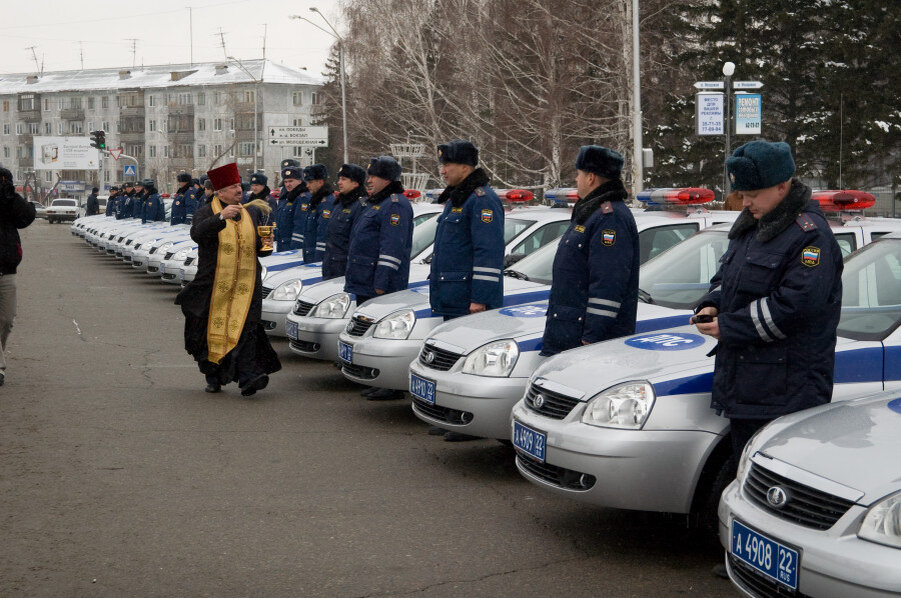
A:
[263,262,326,287]
[753,393,901,504]
[260,250,304,268]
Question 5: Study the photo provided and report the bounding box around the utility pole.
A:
[188,7,194,65]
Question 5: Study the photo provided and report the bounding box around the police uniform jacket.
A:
[274,185,301,251]
[699,180,842,420]
[289,190,313,251]
[344,181,413,297]
[142,193,166,224]
[170,185,196,225]
[301,183,334,264]
[130,194,145,220]
[429,168,505,317]
[105,195,117,217]
[116,192,133,219]
[322,186,366,280]
[541,179,639,356]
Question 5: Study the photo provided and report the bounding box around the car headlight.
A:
[373,309,416,339]
[735,426,767,483]
[271,279,302,301]
[461,339,519,377]
[173,248,189,261]
[158,242,174,254]
[261,266,268,280]
[310,293,351,319]
[859,491,901,549]
[581,381,655,429]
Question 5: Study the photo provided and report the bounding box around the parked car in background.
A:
[29,201,47,219]
[47,198,79,223]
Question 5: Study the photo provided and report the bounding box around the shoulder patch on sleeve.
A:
[474,187,486,197]
[601,229,616,246]
[480,208,493,223]
[600,201,614,214]
[795,214,816,232]
[801,246,820,267]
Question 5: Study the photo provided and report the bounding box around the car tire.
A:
[689,438,735,543]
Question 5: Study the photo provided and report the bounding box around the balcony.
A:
[234,101,256,114]
[235,129,256,142]
[119,105,145,118]
[19,109,41,123]
[169,131,195,144]
[18,156,33,168]
[120,131,144,144]
[60,107,85,121]
[167,104,194,117]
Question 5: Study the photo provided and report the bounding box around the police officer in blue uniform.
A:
[540,146,639,357]
[141,179,166,224]
[344,156,413,400]
[170,173,196,225]
[275,166,305,252]
[244,173,276,212]
[429,140,505,320]
[694,141,843,463]
[196,176,212,209]
[131,180,147,220]
[300,164,333,263]
[105,185,119,217]
[288,168,314,251]
[322,163,367,280]
[116,181,135,219]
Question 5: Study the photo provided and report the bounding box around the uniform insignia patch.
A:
[301,204,308,211]
[372,205,380,211]
[452,207,463,213]
[342,208,351,213]
[481,209,493,223]
[574,225,586,234]
[475,187,486,197]
[801,246,820,267]
[600,201,614,214]
[390,213,401,226]
[175,201,180,205]
[323,210,331,219]
[602,229,616,246]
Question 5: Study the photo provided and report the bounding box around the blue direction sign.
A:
[123,165,136,176]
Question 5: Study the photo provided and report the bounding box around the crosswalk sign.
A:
[123,165,136,176]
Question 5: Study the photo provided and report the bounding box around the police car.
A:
[509,230,901,528]
[285,207,576,361]
[259,202,444,337]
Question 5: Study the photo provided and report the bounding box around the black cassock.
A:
[175,203,281,387]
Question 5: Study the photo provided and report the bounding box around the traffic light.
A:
[90,130,106,150]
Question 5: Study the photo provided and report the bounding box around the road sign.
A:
[109,148,123,161]
[696,92,724,135]
[693,81,724,90]
[733,81,764,89]
[123,165,136,176]
[268,126,328,147]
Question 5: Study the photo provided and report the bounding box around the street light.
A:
[722,61,735,197]
[290,8,349,164]
[227,56,260,174]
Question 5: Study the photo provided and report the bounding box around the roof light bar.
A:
[811,190,875,212]
[635,187,715,206]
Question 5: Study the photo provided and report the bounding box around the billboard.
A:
[32,136,100,170]
[695,93,724,136]
[735,94,762,135]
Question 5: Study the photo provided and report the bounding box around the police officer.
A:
[245,173,276,212]
[141,179,166,224]
[300,164,333,263]
[693,140,843,465]
[170,173,197,225]
[105,185,119,217]
[540,146,639,356]
[196,175,212,208]
[276,165,305,252]
[131,180,146,220]
[288,168,314,251]
[322,163,367,281]
[344,156,413,400]
[429,140,505,320]
[116,181,135,219]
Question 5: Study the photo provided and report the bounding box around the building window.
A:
[149,120,156,132]
[292,91,303,106]
[293,118,303,126]
[163,146,169,158]
[2,147,8,158]
[197,92,205,106]
[30,123,39,135]
[43,98,50,111]
[2,124,8,135]
[45,171,52,182]
[214,144,222,157]
[44,122,51,134]
[18,96,36,111]
[102,121,110,132]
[69,121,83,134]
[243,89,255,103]
[293,146,306,157]
[213,118,222,131]
[57,122,64,134]
[197,144,206,157]
[311,92,320,105]
[239,142,255,157]
[16,123,23,134]
[2,100,8,112]
[147,95,155,107]
[87,122,94,132]
[102,96,109,109]
[178,93,193,105]
[229,118,234,131]
[215,92,225,105]
[197,118,206,132]
[70,97,82,109]
[149,145,156,158]
[88,97,95,109]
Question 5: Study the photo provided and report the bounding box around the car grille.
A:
[261,286,273,299]
[149,246,159,255]
[165,251,175,260]
[133,243,141,250]
[293,300,316,316]
[412,397,473,425]
[515,454,596,491]
[184,256,194,266]
[418,343,463,371]
[147,266,158,273]
[524,383,580,420]
[727,555,808,597]
[743,463,855,530]
[341,363,378,380]
[347,316,375,337]
[126,240,134,246]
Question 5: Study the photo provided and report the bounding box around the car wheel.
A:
[689,438,735,544]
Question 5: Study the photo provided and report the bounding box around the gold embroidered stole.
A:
[207,197,257,364]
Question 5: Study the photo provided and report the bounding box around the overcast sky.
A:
[1,0,338,76]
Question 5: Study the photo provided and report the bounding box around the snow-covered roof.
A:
[0,59,324,95]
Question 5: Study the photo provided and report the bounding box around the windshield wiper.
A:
[504,269,529,280]
[638,288,654,304]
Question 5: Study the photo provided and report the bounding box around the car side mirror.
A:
[503,254,525,268]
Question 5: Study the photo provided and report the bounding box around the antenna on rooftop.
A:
[79,42,84,70]
[126,38,139,69]
[26,46,41,74]
[216,28,228,60]
[262,24,267,60]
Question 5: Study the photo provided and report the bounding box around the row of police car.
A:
[72,188,901,598]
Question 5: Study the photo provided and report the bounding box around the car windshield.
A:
[504,218,534,244]
[411,212,440,259]
[506,239,559,285]
[53,199,77,206]
[638,230,731,309]
[837,239,901,341]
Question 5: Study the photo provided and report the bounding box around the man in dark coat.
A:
[322,163,367,280]
[275,166,305,252]
[301,164,333,264]
[540,146,639,356]
[170,173,196,225]
[0,166,36,385]
[140,179,166,224]
[85,187,100,216]
[175,162,281,396]
[244,172,276,213]
[694,140,843,460]
[116,182,135,219]
[105,185,119,217]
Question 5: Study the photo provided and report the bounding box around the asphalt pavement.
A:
[1,219,736,597]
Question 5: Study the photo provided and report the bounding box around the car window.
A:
[639,223,699,263]
[504,218,534,245]
[833,232,857,257]
[508,220,570,258]
[838,240,901,341]
[52,199,77,207]
[507,238,559,285]
[410,212,441,260]
[413,211,438,227]
[869,231,890,242]
[638,230,731,309]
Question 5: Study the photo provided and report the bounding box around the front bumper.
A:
[510,401,720,513]
[409,360,528,440]
[719,481,901,597]
[261,298,294,337]
[146,255,165,276]
[337,333,425,390]
[286,314,347,360]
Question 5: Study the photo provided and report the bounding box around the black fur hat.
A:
[282,166,303,180]
[303,163,328,181]
[176,172,191,183]
[575,145,624,179]
[367,156,402,181]
[250,173,268,186]
[726,141,795,191]
[281,158,300,169]
[337,163,367,187]
[437,140,478,166]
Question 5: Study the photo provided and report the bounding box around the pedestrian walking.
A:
[540,145,639,356]
[322,163,367,281]
[0,166,36,386]
[85,187,100,216]
[174,162,281,396]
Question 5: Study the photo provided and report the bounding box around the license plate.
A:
[512,420,546,462]
[286,320,299,340]
[178,269,185,281]
[159,263,166,273]
[409,373,436,404]
[730,519,799,590]
[338,341,353,363]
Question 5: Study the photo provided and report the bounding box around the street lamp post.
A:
[291,9,349,164]
[227,56,260,174]
[631,0,643,195]
[722,61,735,198]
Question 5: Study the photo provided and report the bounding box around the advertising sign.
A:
[696,93,724,136]
[735,94,762,135]
[32,136,100,170]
